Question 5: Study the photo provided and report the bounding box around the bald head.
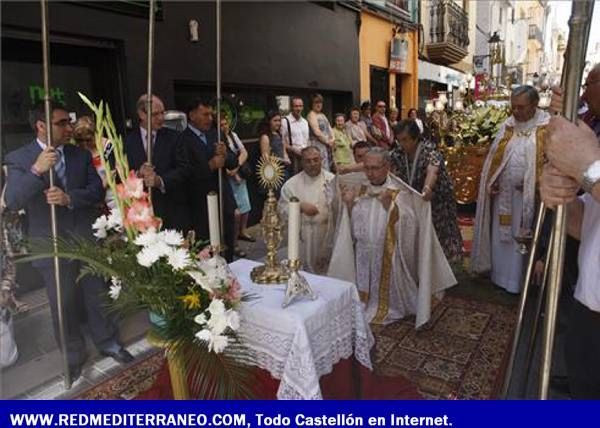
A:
[364,148,390,186]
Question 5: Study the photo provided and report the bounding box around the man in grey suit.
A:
[4,102,132,381]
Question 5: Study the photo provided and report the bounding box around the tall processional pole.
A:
[216,0,225,247]
[502,0,594,399]
[39,0,71,389]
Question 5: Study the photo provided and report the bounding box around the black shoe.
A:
[238,233,256,243]
[101,348,135,364]
[550,375,571,396]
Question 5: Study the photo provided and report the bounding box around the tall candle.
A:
[207,192,221,248]
[288,197,301,261]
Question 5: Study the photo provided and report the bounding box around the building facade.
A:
[359,0,419,117]
[418,0,477,108]
[1,0,362,154]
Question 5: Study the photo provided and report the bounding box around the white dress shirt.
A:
[140,127,157,154]
[281,113,309,151]
[575,193,600,312]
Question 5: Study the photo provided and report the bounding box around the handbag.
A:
[238,162,253,180]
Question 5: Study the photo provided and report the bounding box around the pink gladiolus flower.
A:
[124,200,160,232]
[224,278,241,302]
[116,171,146,200]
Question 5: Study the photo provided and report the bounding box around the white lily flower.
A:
[207,311,228,335]
[210,334,229,354]
[194,313,207,326]
[108,277,122,300]
[187,271,214,293]
[92,215,108,239]
[195,329,229,354]
[106,210,123,231]
[226,310,240,331]
[167,247,192,270]
[208,299,226,316]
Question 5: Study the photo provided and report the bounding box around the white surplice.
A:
[328,174,456,328]
[471,109,549,293]
[279,169,336,274]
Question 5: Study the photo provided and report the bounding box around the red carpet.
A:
[137,357,422,400]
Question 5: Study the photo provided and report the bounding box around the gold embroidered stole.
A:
[487,126,515,187]
[372,189,400,325]
[535,125,547,183]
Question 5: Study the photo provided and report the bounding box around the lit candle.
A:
[207,192,221,248]
[288,197,301,262]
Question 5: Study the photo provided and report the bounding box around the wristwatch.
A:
[581,160,600,193]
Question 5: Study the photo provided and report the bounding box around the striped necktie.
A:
[54,148,66,189]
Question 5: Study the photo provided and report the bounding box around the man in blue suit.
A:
[4,102,132,381]
[125,95,190,232]
[178,99,238,261]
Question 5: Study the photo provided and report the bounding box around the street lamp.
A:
[488,31,504,87]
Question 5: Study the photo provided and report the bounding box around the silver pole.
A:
[538,0,594,399]
[146,0,155,168]
[502,204,546,397]
[40,0,71,389]
[216,0,225,249]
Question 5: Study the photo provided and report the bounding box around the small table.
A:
[231,259,374,400]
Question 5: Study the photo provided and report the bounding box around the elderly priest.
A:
[471,85,550,294]
[279,146,336,274]
[328,148,456,328]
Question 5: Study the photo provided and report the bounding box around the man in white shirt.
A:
[281,97,309,174]
[540,113,600,398]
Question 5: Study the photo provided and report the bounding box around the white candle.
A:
[207,192,221,248]
[288,198,301,261]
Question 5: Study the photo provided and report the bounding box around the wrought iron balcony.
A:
[427,0,469,65]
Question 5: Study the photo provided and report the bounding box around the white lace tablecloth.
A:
[230,259,374,400]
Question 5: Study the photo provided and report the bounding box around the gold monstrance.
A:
[251,155,289,284]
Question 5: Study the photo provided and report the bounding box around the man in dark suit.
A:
[4,102,132,381]
[179,99,238,261]
[125,95,190,232]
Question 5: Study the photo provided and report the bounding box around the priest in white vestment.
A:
[279,147,336,274]
[471,86,549,293]
[328,148,457,328]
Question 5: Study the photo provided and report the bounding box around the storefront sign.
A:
[29,85,66,105]
[389,38,408,74]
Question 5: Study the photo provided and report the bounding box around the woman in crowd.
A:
[388,107,400,128]
[73,116,115,210]
[332,113,354,172]
[221,117,254,258]
[259,110,290,167]
[345,107,369,146]
[408,108,425,135]
[307,93,334,171]
[391,120,463,262]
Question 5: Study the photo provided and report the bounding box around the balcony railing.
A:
[528,24,543,44]
[362,0,412,22]
[427,0,469,65]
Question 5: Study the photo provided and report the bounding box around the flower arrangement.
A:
[22,94,254,398]
[448,105,509,146]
